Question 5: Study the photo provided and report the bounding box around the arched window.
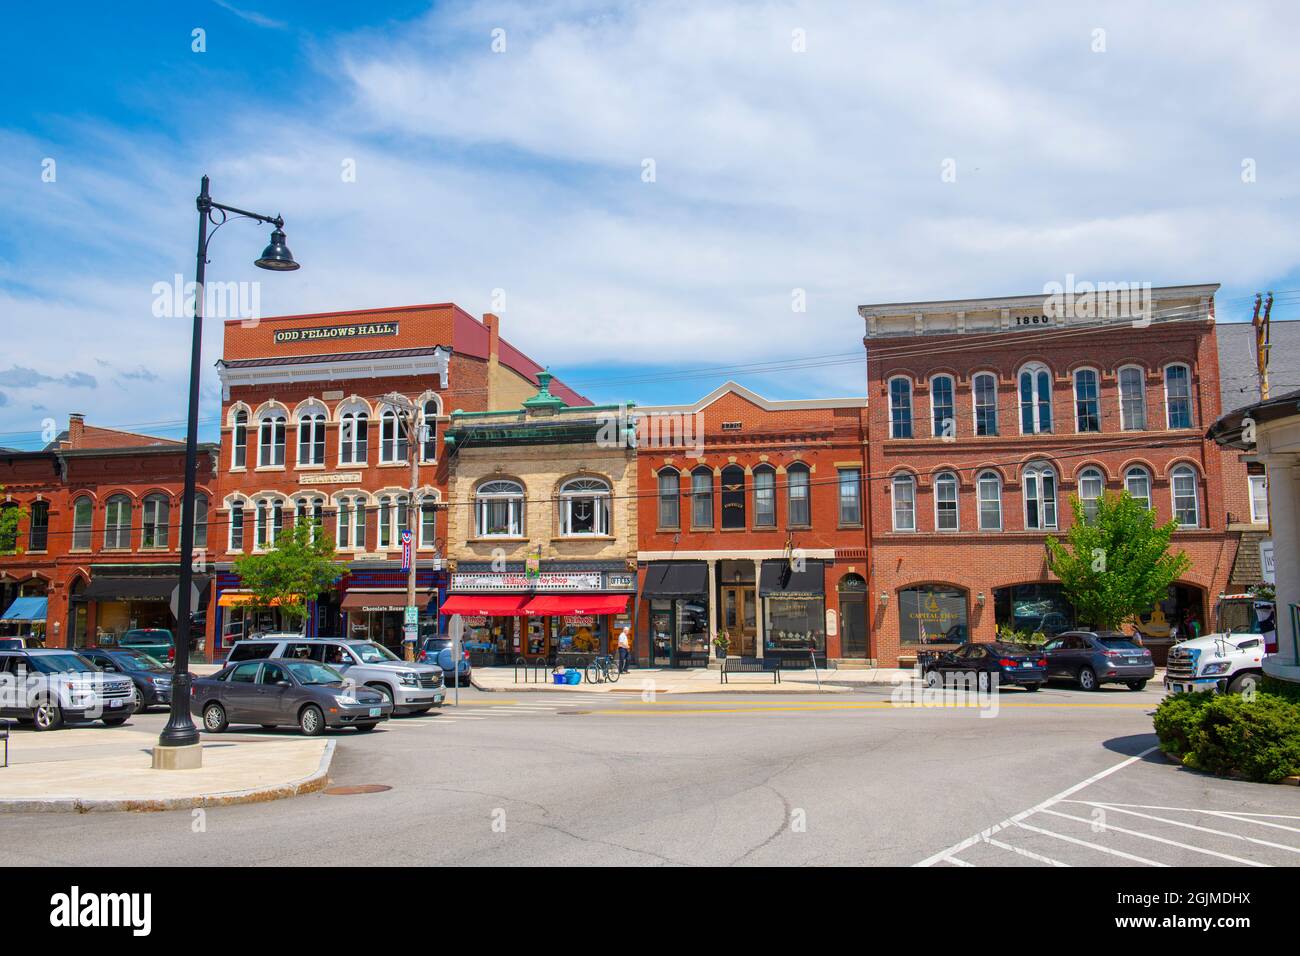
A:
[1023,462,1058,530]
[141,494,170,549]
[787,463,810,526]
[419,494,438,548]
[104,494,132,550]
[193,493,209,549]
[255,498,284,550]
[294,494,325,542]
[228,497,246,552]
[720,466,746,530]
[335,493,367,550]
[891,474,916,532]
[977,471,1002,531]
[1018,363,1053,434]
[28,500,49,551]
[1172,465,1200,527]
[380,408,408,464]
[0,503,17,552]
[339,404,369,465]
[930,374,955,438]
[1078,467,1105,524]
[559,477,611,536]
[257,409,287,467]
[889,377,913,438]
[72,495,93,550]
[378,493,409,548]
[1118,366,1146,430]
[933,471,959,531]
[420,399,440,463]
[476,480,525,537]
[1124,467,1152,511]
[753,466,776,528]
[1073,368,1100,433]
[231,408,248,469]
[973,373,998,436]
[657,468,680,529]
[691,468,714,529]
[1165,364,1193,429]
[297,406,326,466]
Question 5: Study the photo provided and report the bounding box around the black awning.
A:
[641,561,708,598]
[81,575,211,603]
[759,559,825,597]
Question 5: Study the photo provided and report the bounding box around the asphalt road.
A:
[3,680,1297,867]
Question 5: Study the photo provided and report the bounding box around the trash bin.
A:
[553,673,566,685]
[567,670,581,685]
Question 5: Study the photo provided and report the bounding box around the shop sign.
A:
[1260,540,1275,584]
[451,571,603,592]
[562,616,595,626]
[604,572,635,590]
[825,608,838,637]
[298,472,363,486]
[273,321,399,344]
[358,605,406,613]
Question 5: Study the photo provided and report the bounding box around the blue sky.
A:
[1,0,1299,449]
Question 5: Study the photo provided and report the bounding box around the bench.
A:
[720,657,782,684]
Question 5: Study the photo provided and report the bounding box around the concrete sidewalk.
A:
[0,720,334,812]
[471,664,915,694]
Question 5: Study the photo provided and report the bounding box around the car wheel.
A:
[202,702,228,733]
[977,671,992,692]
[1228,672,1261,696]
[102,716,129,726]
[1078,667,1099,691]
[32,700,62,731]
[1127,680,1147,691]
[367,683,395,706]
[1024,683,1041,692]
[354,722,378,733]
[925,670,942,688]
[298,704,325,737]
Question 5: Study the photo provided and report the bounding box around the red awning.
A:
[521,593,630,616]
[440,594,532,616]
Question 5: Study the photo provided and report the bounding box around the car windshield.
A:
[29,653,97,674]
[111,649,170,672]
[349,642,400,664]
[283,661,344,685]
[1098,637,1143,650]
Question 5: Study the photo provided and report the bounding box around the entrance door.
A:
[840,592,867,657]
[721,586,757,657]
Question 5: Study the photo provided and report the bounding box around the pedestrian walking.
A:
[616,625,631,674]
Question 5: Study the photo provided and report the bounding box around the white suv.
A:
[0,648,138,730]
[224,637,445,714]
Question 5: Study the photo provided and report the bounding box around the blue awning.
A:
[0,596,47,622]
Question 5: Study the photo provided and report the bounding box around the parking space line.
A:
[1040,809,1266,866]
[984,837,1070,866]
[1012,820,1169,866]
[943,856,974,867]
[1063,800,1300,823]
[1063,804,1300,855]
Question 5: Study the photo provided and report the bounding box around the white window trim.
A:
[338,410,369,467]
[976,471,1002,531]
[1118,364,1147,431]
[141,494,171,550]
[296,413,326,466]
[1163,362,1194,430]
[558,478,612,537]
[929,374,955,439]
[418,493,439,548]
[1023,464,1058,531]
[891,475,916,532]
[888,377,913,439]
[333,493,368,551]
[256,413,287,468]
[972,372,999,437]
[379,408,407,464]
[227,497,246,553]
[1123,467,1152,511]
[753,467,776,528]
[933,472,959,532]
[1072,368,1101,434]
[1171,466,1200,528]
[231,409,249,470]
[1249,475,1269,525]
[476,481,526,538]
[1017,362,1053,435]
[1078,467,1105,523]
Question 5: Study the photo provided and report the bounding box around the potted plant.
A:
[713,630,731,660]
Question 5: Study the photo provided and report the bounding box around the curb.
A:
[0,739,335,814]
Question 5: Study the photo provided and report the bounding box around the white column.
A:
[707,558,719,660]
[1267,460,1300,667]
[754,558,764,659]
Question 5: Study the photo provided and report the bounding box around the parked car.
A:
[80,646,174,710]
[117,628,175,663]
[1043,631,1155,691]
[0,637,31,650]
[0,648,138,730]
[419,637,472,686]
[191,658,392,735]
[920,642,1047,691]
[225,636,445,714]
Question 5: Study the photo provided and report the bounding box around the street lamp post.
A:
[380,393,421,663]
[154,175,299,769]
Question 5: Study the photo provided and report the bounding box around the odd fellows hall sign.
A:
[273,321,399,344]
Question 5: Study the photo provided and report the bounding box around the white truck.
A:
[1164,594,1275,695]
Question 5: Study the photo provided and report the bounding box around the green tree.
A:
[232,519,347,629]
[0,490,28,555]
[1046,491,1190,630]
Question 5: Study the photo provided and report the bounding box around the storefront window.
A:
[993,583,1075,637]
[898,585,968,645]
[551,615,601,653]
[676,601,708,657]
[765,596,825,652]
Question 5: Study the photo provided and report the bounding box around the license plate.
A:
[110,699,122,708]
[1127,658,1140,664]
[368,707,381,717]
[1171,683,1189,694]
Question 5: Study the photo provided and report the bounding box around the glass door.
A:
[722,586,757,656]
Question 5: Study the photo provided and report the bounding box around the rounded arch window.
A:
[1171,465,1200,527]
[72,495,94,550]
[1078,467,1105,524]
[559,477,611,536]
[1018,363,1053,434]
[476,480,525,537]
[1124,466,1152,511]
[104,494,132,550]
[720,465,746,529]
[657,468,680,529]
[1023,462,1058,530]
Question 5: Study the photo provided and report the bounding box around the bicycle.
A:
[586,654,621,684]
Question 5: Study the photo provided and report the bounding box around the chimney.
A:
[483,313,501,409]
[68,412,85,449]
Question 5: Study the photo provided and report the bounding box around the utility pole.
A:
[1253,291,1273,400]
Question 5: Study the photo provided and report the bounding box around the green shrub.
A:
[1153,691,1215,758]
[1262,676,1300,705]
[1183,693,1300,783]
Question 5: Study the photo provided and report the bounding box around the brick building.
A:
[440,373,638,661]
[634,383,869,666]
[0,414,217,650]
[211,302,587,657]
[860,283,1235,666]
